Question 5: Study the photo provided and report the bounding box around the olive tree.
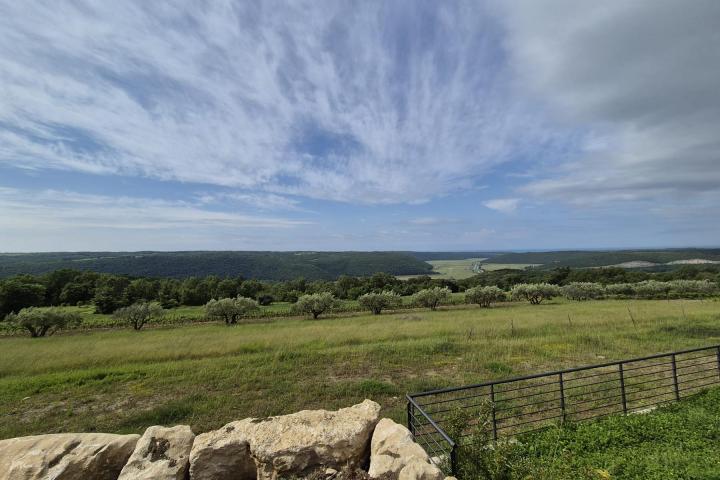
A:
[605,283,636,298]
[634,280,672,299]
[464,286,506,308]
[411,287,452,311]
[292,292,337,319]
[562,282,605,301]
[358,291,402,315]
[510,283,562,305]
[5,307,81,337]
[114,301,165,330]
[205,296,259,325]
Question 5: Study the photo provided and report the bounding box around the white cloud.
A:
[483,198,519,214]
[496,0,720,205]
[0,1,555,205]
[0,187,309,232]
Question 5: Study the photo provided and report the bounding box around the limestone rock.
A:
[118,425,195,480]
[368,418,430,478]
[398,458,444,480]
[248,399,381,479]
[188,419,256,480]
[0,432,139,480]
[189,399,381,480]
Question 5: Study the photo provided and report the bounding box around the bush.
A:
[561,282,605,301]
[4,307,81,337]
[465,286,506,307]
[205,296,259,325]
[292,293,338,319]
[605,283,637,298]
[510,283,562,305]
[358,291,402,314]
[634,280,672,299]
[113,302,165,330]
[411,287,452,310]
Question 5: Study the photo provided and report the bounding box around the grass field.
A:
[1,299,719,443]
[397,258,539,279]
[511,386,720,479]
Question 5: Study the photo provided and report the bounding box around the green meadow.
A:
[1,298,719,442]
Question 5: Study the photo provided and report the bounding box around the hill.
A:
[0,251,433,281]
[486,248,720,269]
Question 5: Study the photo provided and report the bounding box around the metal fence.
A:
[407,344,720,476]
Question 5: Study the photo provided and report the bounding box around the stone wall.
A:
[0,400,456,480]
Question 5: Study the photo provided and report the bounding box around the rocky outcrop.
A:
[0,400,446,480]
[118,425,195,480]
[368,419,443,480]
[189,399,381,480]
[0,432,139,480]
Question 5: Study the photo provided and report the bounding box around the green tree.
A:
[292,292,337,319]
[93,275,130,314]
[358,291,402,315]
[561,282,605,301]
[0,278,46,317]
[214,278,238,299]
[113,302,165,330]
[5,307,81,337]
[510,283,562,305]
[465,286,506,308]
[205,296,259,325]
[411,287,452,310]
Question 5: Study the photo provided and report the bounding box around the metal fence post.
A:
[559,372,566,423]
[671,354,680,401]
[490,384,498,441]
[407,400,415,436]
[451,444,458,476]
[619,362,628,414]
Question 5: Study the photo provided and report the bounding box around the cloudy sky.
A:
[1,0,718,251]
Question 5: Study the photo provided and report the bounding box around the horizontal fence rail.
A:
[407,344,720,475]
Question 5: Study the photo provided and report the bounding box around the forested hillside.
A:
[488,248,720,269]
[0,251,433,280]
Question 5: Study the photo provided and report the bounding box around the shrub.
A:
[4,307,81,337]
[411,287,452,310]
[465,286,506,307]
[667,279,718,298]
[634,280,672,299]
[358,291,402,315]
[205,296,259,325]
[562,282,605,301]
[510,283,562,305]
[113,302,165,331]
[605,283,636,298]
[292,292,337,319]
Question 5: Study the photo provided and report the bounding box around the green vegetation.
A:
[358,291,402,315]
[204,297,260,325]
[487,248,720,270]
[411,287,452,310]
[2,298,719,441]
[292,292,338,319]
[451,386,720,479]
[0,251,433,280]
[113,302,164,330]
[464,285,506,307]
[4,307,81,337]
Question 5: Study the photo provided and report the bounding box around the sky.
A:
[0,0,718,252]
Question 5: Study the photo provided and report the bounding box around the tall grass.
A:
[0,299,718,439]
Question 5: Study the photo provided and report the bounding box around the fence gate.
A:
[407,344,720,476]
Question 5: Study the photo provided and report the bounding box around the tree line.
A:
[2,265,719,318]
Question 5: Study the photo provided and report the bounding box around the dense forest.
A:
[487,248,720,269]
[1,264,718,317]
[0,251,432,280]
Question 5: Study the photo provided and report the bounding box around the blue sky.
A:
[0,1,718,251]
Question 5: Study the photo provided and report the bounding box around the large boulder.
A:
[397,459,444,480]
[189,419,257,480]
[189,399,381,480]
[0,433,139,480]
[118,425,195,480]
[368,418,433,478]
